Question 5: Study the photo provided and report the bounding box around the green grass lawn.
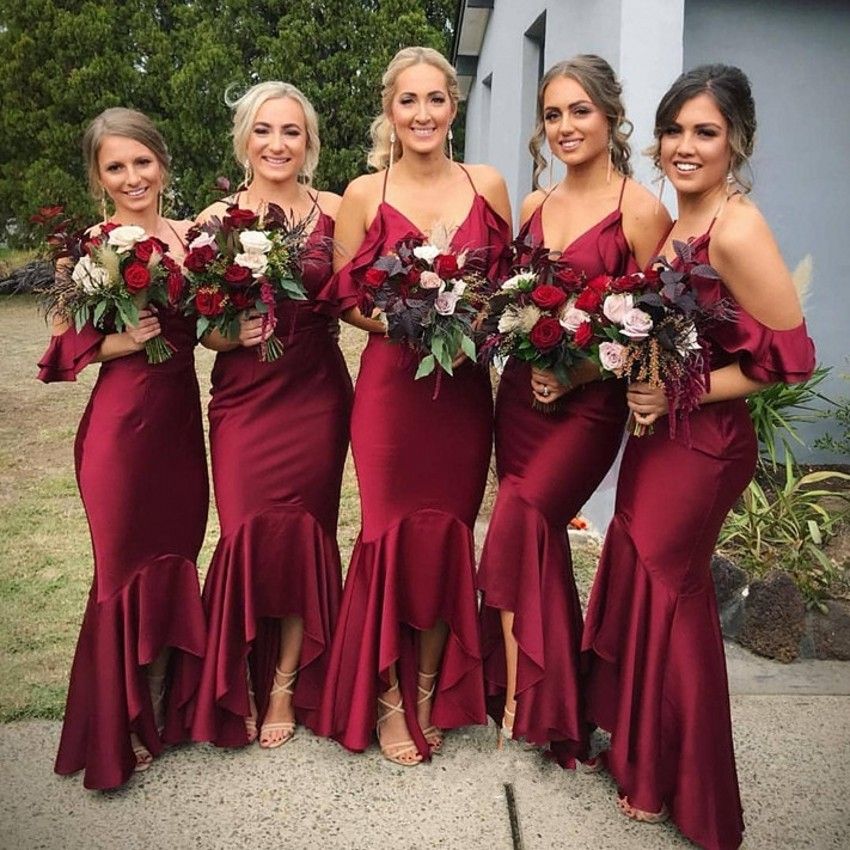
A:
[0,295,600,720]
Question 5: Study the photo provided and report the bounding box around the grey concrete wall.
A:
[684,0,850,457]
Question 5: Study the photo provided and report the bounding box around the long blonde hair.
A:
[529,55,633,190]
[367,46,460,171]
[229,81,321,185]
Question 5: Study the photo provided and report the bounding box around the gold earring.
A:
[100,189,109,223]
[157,190,164,219]
[243,159,253,188]
[606,139,614,184]
[448,127,454,161]
[389,126,396,169]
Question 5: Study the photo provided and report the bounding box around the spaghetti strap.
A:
[617,177,628,211]
[164,219,188,251]
[457,163,479,195]
[652,222,675,258]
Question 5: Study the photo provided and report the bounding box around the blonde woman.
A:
[40,108,208,788]
[189,82,352,750]
[317,46,512,766]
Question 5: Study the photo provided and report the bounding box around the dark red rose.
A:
[529,316,564,351]
[574,320,593,348]
[406,266,422,287]
[184,244,216,273]
[612,271,652,293]
[133,238,160,263]
[223,206,259,230]
[122,261,151,293]
[433,253,459,278]
[642,268,662,289]
[553,265,583,292]
[230,289,254,310]
[162,256,184,303]
[586,275,609,292]
[224,263,253,286]
[574,286,602,313]
[99,221,119,235]
[364,267,388,289]
[531,283,568,311]
[195,287,225,316]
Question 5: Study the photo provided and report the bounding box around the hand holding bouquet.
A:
[357,224,487,381]
[38,212,183,364]
[182,203,310,361]
[594,241,734,436]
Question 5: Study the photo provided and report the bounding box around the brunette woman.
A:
[582,65,815,849]
[39,108,208,789]
[189,82,352,750]
[317,46,512,765]
[478,55,669,766]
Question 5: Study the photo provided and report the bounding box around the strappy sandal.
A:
[417,669,443,753]
[259,666,297,749]
[376,682,422,767]
[245,668,258,744]
[497,705,516,750]
[131,733,153,772]
[617,796,669,824]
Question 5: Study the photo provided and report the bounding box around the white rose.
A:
[621,307,654,339]
[72,255,111,293]
[419,270,443,289]
[107,224,147,253]
[188,232,217,251]
[413,244,440,264]
[517,304,542,333]
[239,230,273,254]
[451,280,467,297]
[435,291,460,316]
[598,341,628,374]
[501,272,535,291]
[677,323,701,356]
[234,252,269,277]
[602,293,634,325]
[497,308,522,334]
[559,306,590,332]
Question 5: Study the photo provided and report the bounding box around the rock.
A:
[711,554,748,607]
[807,600,850,660]
[738,570,806,663]
[719,595,745,640]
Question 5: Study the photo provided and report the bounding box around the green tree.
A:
[0,0,458,241]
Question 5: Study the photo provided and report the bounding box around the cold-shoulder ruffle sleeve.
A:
[478,199,513,286]
[37,323,103,383]
[314,215,389,318]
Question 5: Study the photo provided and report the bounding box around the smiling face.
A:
[246,96,308,184]
[659,92,732,195]
[388,62,456,157]
[97,135,164,217]
[542,75,610,170]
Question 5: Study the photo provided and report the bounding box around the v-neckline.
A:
[535,206,622,257]
[378,195,481,247]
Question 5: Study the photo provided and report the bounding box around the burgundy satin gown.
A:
[582,226,816,850]
[317,173,510,757]
[477,180,632,766]
[38,308,208,790]
[190,211,352,746]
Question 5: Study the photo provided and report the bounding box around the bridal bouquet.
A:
[479,238,598,389]
[182,203,310,361]
[594,241,734,436]
[38,213,183,364]
[357,225,487,380]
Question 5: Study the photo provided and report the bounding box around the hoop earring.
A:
[243,159,253,188]
[100,189,109,223]
[389,127,396,170]
[606,139,614,185]
[654,173,666,215]
[447,127,454,161]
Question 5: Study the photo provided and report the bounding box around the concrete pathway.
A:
[1,650,848,850]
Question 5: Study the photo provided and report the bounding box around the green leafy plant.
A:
[746,366,831,468]
[814,362,850,457]
[719,455,850,610]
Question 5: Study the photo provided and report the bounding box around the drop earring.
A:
[654,173,666,215]
[100,189,109,223]
[157,189,164,219]
[243,159,253,188]
[389,126,396,169]
[606,138,614,184]
[447,127,454,161]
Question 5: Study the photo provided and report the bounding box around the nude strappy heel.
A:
[244,668,258,743]
[259,666,297,749]
[417,669,443,752]
[376,682,422,767]
[497,705,516,750]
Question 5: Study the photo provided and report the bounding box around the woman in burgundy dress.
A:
[39,108,208,789]
[317,47,511,766]
[582,65,815,849]
[478,56,670,767]
[189,82,351,750]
